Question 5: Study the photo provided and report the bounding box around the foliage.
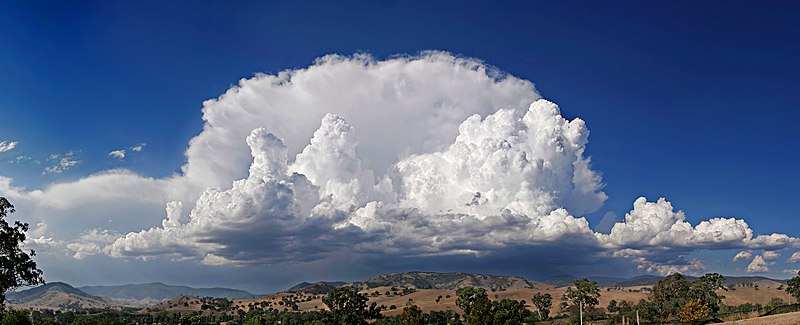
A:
[531,292,552,321]
[322,287,381,325]
[0,197,45,311]
[399,304,423,325]
[491,299,530,325]
[676,298,711,322]
[561,278,600,321]
[455,287,488,320]
[787,271,800,303]
[647,272,726,322]
[1,309,31,325]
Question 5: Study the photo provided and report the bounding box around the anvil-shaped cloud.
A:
[4,52,798,276]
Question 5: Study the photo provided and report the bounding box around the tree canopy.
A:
[322,287,381,325]
[0,197,44,311]
[787,271,800,304]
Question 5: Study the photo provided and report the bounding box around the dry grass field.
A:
[144,281,793,321]
[719,311,800,325]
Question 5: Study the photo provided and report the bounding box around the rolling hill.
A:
[79,282,256,306]
[6,282,119,310]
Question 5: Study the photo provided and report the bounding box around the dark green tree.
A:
[322,287,381,325]
[787,271,800,303]
[531,292,552,321]
[649,273,691,321]
[1,309,31,325]
[688,273,726,314]
[491,299,529,325]
[0,197,44,311]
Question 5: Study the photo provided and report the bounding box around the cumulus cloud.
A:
[43,151,80,174]
[733,250,752,262]
[2,52,798,278]
[66,229,121,260]
[746,255,769,273]
[789,252,800,263]
[0,140,17,153]
[762,251,780,260]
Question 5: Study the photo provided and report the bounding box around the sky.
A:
[0,1,799,293]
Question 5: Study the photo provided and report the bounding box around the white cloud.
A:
[43,151,80,174]
[733,251,752,262]
[66,229,121,260]
[0,140,17,153]
[109,150,126,160]
[783,269,800,275]
[746,255,769,273]
[1,52,797,277]
[762,251,780,260]
[789,252,800,263]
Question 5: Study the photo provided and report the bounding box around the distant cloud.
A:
[789,251,800,263]
[43,151,80,174]
[746,255,769,273]
[0,140,18,153]
[784,269,800,275]
[733,250,752,262]
[762,251,780,260]
[109,150,126,160]
[130,143,145,152]
[108,143,146,161]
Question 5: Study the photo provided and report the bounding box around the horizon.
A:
[1,1,799,294]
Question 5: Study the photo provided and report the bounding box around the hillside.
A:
[6,282,120,311]
[346,271,548,291]
[79,282,256,305]
[287,281,346,294]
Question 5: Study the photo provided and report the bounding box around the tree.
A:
[531,292,552,321]
[1,309,31,325]
[787,271,800,303]
[676,299,710,322]
[649,273,691,321]
[322,287,381,325]
[399,304,423,325]
[491,299,530,325]
[562,278,600,322]
[0,197,44,311]
[455,287,489,320]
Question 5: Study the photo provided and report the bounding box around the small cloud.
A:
[745,255,769,273]
[0,140,18,153]
[109,143,145,161]
[7,155,31,164]
[109,150,126,160]
[44,151,80,174]
[130,143,146,152]
[783,269,800,275]
[733,250,752,262]
[763,251,780,260]
[789,251,800,263]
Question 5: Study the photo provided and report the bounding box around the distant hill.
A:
[347,271,545,291]
[6,282,119,310]
[79,282,256,304]
[287,281,346,294]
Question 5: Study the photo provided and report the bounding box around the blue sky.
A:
[1,1,799,291]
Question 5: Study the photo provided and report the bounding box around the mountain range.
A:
[6,272,791,312]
